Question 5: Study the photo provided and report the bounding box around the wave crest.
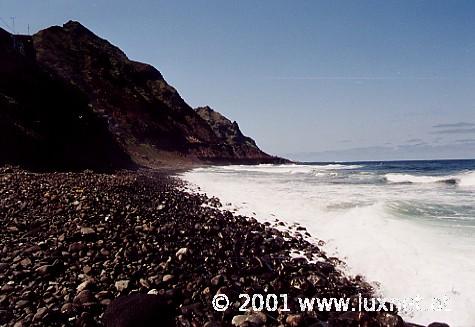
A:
[208,164,363,174]
[385,171,475,186]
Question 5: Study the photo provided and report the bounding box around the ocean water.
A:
[182,160,475,326]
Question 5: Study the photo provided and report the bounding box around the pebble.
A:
[77,279,94,292]
[147,289,158,295]
[80,226,95,236]
[61,303,74,314]
[175,247,189,261]
[73,290,95,305]
[162,274,174,283]
[19,258,31,267]
[32,307,48,321]
[231,315,248,326]
[210,274,224,286]
[115,280,130,292]
[286,314,303,327]
[35,265,51,275]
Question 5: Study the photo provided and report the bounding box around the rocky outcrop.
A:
[0,21,287,169]
[196,106,258,147]
[195,106,282,163]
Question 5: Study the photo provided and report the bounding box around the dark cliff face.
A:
[0,21,287,169]
[0,28,132,171]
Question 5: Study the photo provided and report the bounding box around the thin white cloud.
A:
[269,76,475,81]
[285,142,475,161]
[432,128,475,135]
[454,138,475,143]
[433,122,475,128]
[406,138,423,143]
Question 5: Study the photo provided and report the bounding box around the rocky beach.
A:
[0,166,427,327]
[0,20,452,326]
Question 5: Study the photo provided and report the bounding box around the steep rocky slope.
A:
[0,27,132,171]
[0,21,282,166]
[0,21,286,169]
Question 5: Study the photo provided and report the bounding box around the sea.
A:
[182,159,475,326]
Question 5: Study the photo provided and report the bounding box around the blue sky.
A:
[2,0,475,161]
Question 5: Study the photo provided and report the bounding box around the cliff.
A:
[0,27,132,171]
[0,21,286,170]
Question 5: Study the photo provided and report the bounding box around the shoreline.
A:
[0,166,440,326]
[183,165,467,327]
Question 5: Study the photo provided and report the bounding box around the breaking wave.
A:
[183,161,475,326]
[206,163,364,175]
[385,171,475,186]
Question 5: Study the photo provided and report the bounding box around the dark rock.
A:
[75,312,98,327]
[1,284,14,292]
[74,290,95,305]
[100,299,112,306]
[83,265,92,275]
[15,299,29,309]
[32,307,49,321]
[0,309,13,324]
[231,313,267,326]
[0,295,8,306]
[103,294,175,327]
[376,312,405,327]
[80,227,96,236]
[69,242,86,252]
[231,315,248,326]
[175,247,190,261]
[162,275,174,283]
[13,320,24,327]
[19,258,32,267]
[77,280,94,292]
[286,314,303,327]
[115,280,130,292]
[61,303,75,315]
[0,263,8,272]
[35,264,51,275]
[210,274,224,287]
[95,291,111,301]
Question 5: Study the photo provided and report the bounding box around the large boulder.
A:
[103,294,176,327]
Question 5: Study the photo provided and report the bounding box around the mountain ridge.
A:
[0,21,288,170]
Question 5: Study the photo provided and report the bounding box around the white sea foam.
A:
[385,171,475,187]
[458,171,475,187]
[182,165,475,327]
[211,163,363,175]
[385,173,454,184]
